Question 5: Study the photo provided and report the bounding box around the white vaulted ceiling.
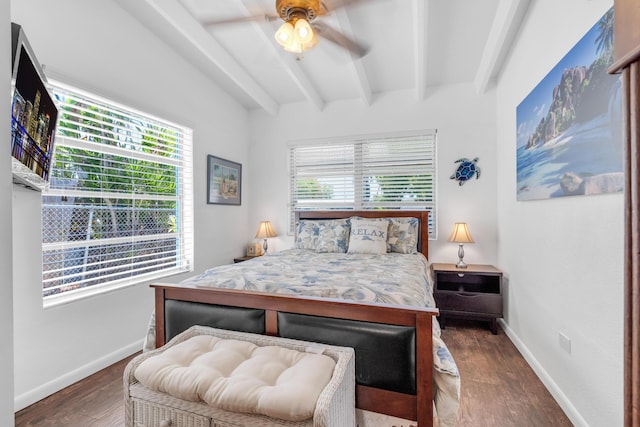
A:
[114,0,531,115]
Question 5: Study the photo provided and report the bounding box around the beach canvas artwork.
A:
[516,8,622,201]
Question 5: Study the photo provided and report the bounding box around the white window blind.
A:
[42,82,193,303]
[289,131,437,238]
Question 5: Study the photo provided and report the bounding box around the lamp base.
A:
[455,243,468,268]
[455,260,468,269]
[262,238,268,255]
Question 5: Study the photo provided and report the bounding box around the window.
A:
[41,82,193,304]
[289,130,437,238]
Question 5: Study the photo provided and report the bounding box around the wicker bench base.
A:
[129,384,313,427]
[124,326,356,427]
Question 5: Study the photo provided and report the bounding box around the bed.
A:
[148,210,459,427]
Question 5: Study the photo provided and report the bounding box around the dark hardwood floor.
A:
[14,353,138,427]
[15,320,571,426]
[440,318,572,427]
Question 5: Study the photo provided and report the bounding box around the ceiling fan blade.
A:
[312,21,368,58]
[202,14,278,27]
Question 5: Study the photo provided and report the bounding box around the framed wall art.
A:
[516,7,622,201]
[207,155,241,205]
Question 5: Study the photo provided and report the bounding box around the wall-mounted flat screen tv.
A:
[10,23,58,191]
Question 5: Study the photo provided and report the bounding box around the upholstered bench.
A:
[124,326,355,427]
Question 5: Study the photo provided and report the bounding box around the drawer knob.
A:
[160,420,172,427]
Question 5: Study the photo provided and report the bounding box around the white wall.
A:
[496,1,623,425]
[11,0,251,410]
[248,85,498,265]
[2,0,15,425]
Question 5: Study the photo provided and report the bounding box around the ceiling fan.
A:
[202,0,369,58]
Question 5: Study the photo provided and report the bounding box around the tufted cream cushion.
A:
[133,335,336,422]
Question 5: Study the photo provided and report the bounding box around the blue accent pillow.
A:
[387,217,419,254]
[295,220,321,250]
[316,219,350,253]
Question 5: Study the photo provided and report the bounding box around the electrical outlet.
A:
[558,332,572,355]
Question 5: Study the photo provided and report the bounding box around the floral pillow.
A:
[295,220,321,250]
[347,219,389,255]
[316,219,350,253]
[387,217,419,254]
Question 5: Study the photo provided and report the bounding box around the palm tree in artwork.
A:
[595,8,614,59]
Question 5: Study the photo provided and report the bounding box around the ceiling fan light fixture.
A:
[273,1,322,54]
[275,21,294,46]
[275,17,317,54]
[304,29,318,50]
[294,18,313,44]
[284,39,303,53]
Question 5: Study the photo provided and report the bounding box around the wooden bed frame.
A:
[152,210,438,426]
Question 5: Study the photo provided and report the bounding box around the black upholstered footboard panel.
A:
[164,300,266,342]
[277,312,416,394]
[163,300,417,395]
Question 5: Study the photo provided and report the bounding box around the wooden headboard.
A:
[295,210,429,259]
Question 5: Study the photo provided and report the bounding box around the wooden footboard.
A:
[152,284,438,427]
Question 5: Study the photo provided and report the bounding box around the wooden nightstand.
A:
[233,256,258,263]
[432,263,503,334]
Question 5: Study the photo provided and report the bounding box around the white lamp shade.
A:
[448,222,474,243]
[255,221,277,239]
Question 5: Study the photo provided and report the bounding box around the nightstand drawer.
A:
[435,291,502,316]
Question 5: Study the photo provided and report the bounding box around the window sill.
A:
[43,268,190,309]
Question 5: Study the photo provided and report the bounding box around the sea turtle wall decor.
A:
[450,157,481,186]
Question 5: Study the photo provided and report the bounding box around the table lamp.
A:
[448,222,474,268]
[255,220,277,255]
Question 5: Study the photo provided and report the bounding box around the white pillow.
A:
[347,219,389,254]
